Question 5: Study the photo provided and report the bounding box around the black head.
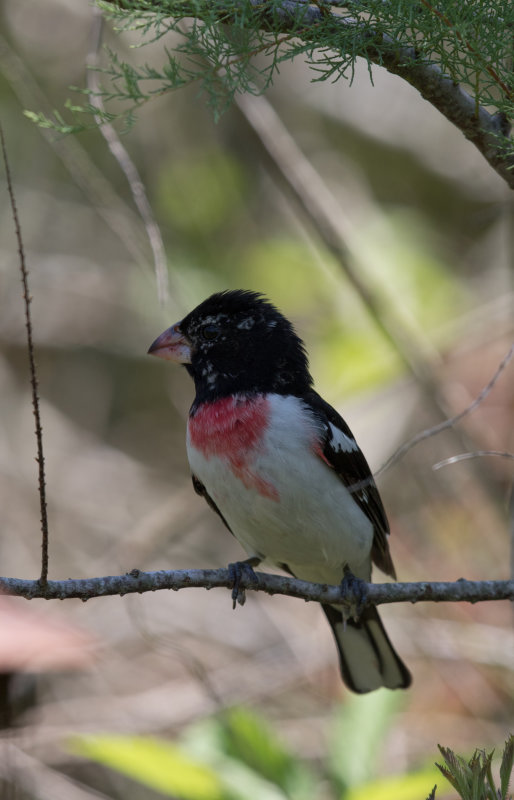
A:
[148,290,313,404]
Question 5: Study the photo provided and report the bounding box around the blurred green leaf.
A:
[155,148,247,234]
[71,734,229,799]
[180,711,314,800]
[313,322,403,396]
[344,767,444,800]
[191,752,293,800]
[239,238,325,312]
[220,706,315,799]
[356,210,467,340]
[328,691,405,789]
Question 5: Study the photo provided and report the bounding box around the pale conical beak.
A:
[147,323,192,364]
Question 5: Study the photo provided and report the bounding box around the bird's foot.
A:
[339,566,368,624]
[228,559,260,609]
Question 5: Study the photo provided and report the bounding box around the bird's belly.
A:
[187,401,374,583]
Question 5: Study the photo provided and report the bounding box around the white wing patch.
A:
[328,422,358,453]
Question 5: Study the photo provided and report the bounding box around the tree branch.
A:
[87,8,170,306]
[259,3,514,187]
[111,0,514,187]
[1,569,513,606]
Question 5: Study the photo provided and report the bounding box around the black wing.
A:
[191,473,234,534]
[303,390,396,579]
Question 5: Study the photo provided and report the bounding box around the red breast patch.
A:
[188,395,279,500]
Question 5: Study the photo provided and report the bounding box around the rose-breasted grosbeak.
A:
[149,290,411,693]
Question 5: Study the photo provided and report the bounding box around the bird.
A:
[148,289,411,693]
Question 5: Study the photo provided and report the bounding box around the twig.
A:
[375,342,514,479]
[87,8,169,305]
[0,568,512,606]
[0,125,49,586]
[433,450,514,470]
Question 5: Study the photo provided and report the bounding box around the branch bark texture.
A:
[254,2,514,186]
[1,569,513,606]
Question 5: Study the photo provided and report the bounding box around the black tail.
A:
[322,604,411,693]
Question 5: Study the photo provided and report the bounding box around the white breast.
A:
[187,394,374,584]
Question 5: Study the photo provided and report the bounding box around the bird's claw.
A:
[228,561,259,609]
[340,566,368,622]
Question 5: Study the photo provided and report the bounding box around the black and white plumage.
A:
[148,290,411,693]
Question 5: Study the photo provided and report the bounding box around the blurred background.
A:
[0,1,513,797]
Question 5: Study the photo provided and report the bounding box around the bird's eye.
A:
[201,324,220,341]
